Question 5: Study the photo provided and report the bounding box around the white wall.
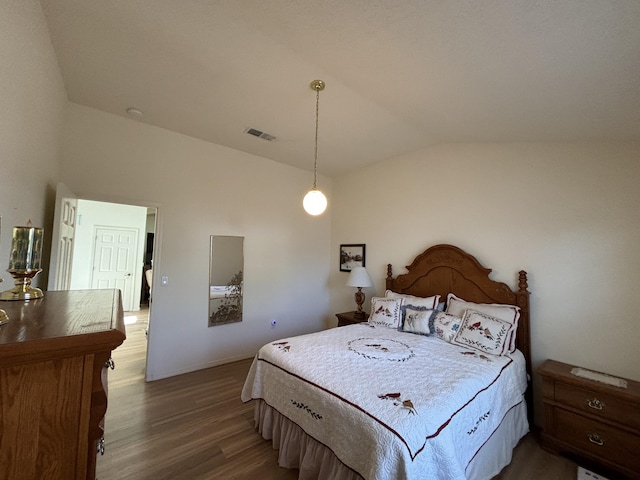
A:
[0,0,67,284]
[60,103,332,380]
[330,142,640,424]
[6,1,638,429]
[70,199,148,310]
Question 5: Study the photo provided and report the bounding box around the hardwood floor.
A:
[97,312,578,480]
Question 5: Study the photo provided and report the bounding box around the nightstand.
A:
[335,311,369,327]
[538,359,640,479]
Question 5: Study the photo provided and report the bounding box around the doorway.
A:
[68,199,151,311]
[48,183,157,377]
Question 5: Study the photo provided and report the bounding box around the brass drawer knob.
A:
[587,397,605,410]
[104,358,115,370]
[587,433,604,446]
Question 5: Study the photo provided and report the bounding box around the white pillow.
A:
[385,290,440,309]
[432,311,462,343]
[369,297,404,329]
[453,309,513,356]
[445,293,520,353]
[400,306,435,336]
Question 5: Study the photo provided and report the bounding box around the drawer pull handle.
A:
[97,436,105,455]
[587,433,604,446]
[105,358,115,370]
[587,398,605,410]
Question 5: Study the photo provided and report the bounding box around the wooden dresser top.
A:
[538,359,640,403]
[0,289,126,364]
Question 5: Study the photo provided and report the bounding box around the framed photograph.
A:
[340,244,366,272]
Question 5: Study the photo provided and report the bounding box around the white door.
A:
[91,227,139,311]
[48,183,78,290]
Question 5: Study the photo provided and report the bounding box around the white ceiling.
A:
[41,0,640,176]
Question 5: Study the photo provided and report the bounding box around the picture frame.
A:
[340,244,366,272]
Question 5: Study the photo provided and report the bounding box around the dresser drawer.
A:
[555,408,640,473]
[555,381,640,431]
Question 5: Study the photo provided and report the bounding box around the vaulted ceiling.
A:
[41,0,640,176]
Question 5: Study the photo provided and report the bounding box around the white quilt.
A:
[241,323,528,480]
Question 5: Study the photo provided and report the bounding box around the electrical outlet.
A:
[161,276,169,286]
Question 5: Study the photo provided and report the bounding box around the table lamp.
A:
[0,221,44,300]
[345,266,373,318]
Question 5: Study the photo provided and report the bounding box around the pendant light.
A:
[303,80,328,215]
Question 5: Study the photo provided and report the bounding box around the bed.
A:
[241,244,531,479]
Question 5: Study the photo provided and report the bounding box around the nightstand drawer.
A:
[555,408,640,473]
[539,360,640,479]
[555,382,640,431]
[335,311,368,327]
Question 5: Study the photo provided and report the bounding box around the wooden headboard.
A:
[386,244,532,420]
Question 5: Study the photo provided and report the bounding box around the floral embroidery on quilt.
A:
[272,341,290,352]
[290,399,324,420]
[378,392,418,415]
[347,337,415,362]
[460,351,492,362]
[467,410,490,435]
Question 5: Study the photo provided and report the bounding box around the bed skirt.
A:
[255,400,363,480]
[253,399,529,480]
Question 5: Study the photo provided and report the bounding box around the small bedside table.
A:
[335,311,369,327]
[538,359,640,479]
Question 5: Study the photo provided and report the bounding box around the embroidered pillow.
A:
[400,306,435,336]
[453,309,513,356]
[385,290,440,310]
[368,297,404,329]
[432,311,462,343]
[445,293,520,353]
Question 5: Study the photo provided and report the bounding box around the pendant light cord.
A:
[313,86,320,189]
[302,80,327,216]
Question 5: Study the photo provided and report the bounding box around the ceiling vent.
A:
[244,127,276,141]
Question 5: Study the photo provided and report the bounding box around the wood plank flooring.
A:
[97,310,578,480]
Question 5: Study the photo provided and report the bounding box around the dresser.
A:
[335,310,369,327]
[538,359,640,479]
[0,290,126,480]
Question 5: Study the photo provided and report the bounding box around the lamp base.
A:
[353,287,367,319]
[0,285,44,301]
[0,269,44,301]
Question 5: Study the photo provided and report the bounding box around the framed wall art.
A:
[340,244,366,272]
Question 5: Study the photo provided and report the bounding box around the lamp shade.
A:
[345,266,373,288]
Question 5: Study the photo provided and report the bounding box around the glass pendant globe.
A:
[303,189,327,215]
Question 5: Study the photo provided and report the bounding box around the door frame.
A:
[48,182,78,290]
[48,185,160,379]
